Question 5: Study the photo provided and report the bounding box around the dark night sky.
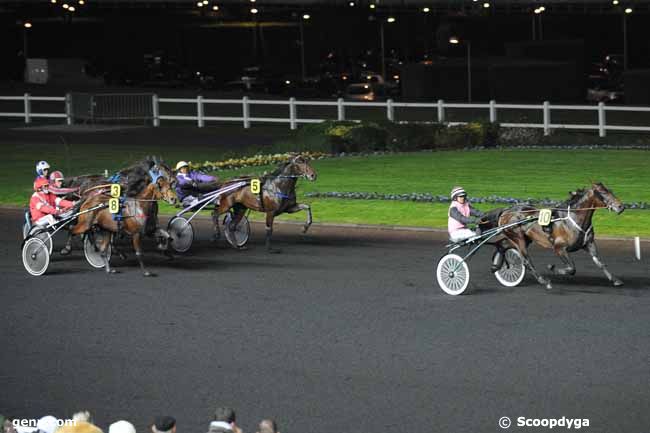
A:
[1,3,649,81]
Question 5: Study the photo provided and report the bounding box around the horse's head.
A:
[592,182,624,214]
[149,168,178,206]
[288,155,317,181]
[150,156,177,190]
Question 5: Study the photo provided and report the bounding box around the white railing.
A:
[2,93,650,137]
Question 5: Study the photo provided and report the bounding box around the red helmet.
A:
[33,177,50,191]
[49,170,64,182]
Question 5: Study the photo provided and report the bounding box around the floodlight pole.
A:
[380,20,386,80]
[466,41,472,103]
[299,18,306,81]
[623,13,628,71]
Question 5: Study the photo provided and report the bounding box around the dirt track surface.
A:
[1,208,649,433]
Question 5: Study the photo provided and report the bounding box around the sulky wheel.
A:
[28,226,53,255]
[493,248,526,287]
[436,253,470,295]
[167,216,194,253]
[22,237,50,276]
[223,212,250,248]
[83,231,112,269]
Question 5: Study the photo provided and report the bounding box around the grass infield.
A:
[3,143,649,237]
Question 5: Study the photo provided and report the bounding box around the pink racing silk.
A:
[448,200,471,234]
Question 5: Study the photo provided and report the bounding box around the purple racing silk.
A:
[175,171,217,199]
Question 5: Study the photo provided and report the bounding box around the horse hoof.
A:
[545,283,553,291]
[118,253,127,260]
[613,279,624,287]
[60,246,71,256]
[547,264,555,271]
[107,269,118,274]
[143,271,155,277]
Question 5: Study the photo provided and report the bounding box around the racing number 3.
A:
[110,184,121,198]
[251,179,261,194]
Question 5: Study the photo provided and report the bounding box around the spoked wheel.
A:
[28,226,53,255]
[22,237,50,276]
[167,216,194,253]
[436,253,471,295]
[83,231,112,269]
[223,212,250,248]
[493,248,526,287]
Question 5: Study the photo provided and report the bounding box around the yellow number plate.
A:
[538,209,552,226]
[109,198,120,214]
[110,184,121,198]
[251,179,261,194]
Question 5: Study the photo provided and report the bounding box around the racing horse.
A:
[486,182,624,290]
[216,155,317,253]
[70,169,178,276]
[61,156,176,255]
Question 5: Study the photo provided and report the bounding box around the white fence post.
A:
[24,93,31,124]
[197,95,204,128]
[598,102,606,137]
[337,98,345,121]
[289,97,297,130]
[386,98,395,121]
[65,93,73,125]
[489,100,497,123]
[437,99,445,123]
[152,94,160,127]
[242,96,250,129]
[543,101,550,136]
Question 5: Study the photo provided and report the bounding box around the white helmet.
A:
[450,186,467,200]
[36,160,50,176]
[175,161,189,171]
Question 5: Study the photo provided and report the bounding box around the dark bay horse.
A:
[70,174,178,276]
[216,155,317,252]
[61,156,176,254]
[488,182,624,290]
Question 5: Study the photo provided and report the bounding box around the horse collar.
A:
[149,168,163,184]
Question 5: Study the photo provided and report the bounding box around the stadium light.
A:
[483,2,490,8]
[303,14,310,20]
[612,0,619,4]
[68,5,75,11]
[449,36,459,44]
[369,4,375,9]
[197,1,203,6]
[24,22,32,28]
[422,7,430,13]
[62,3,69,8]
[625,7,632,13]
[212,5,219,11]
[78,0,84,4]
[51,0,57,3]
[251,8,258,14]
[349,2,355,7]
[387,16,396,23]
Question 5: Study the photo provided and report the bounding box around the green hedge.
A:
[279,120,502,154]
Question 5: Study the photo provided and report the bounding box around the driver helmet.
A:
[450,186,467,200]
[36,160,50,177]
[34,177,50,192]
[175,161,190,171]
[49,170,65,183]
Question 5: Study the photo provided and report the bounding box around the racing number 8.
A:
[538,209,552,226]
[251,179,261,194]
[109,198,120,214]
[110,184,121,198]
